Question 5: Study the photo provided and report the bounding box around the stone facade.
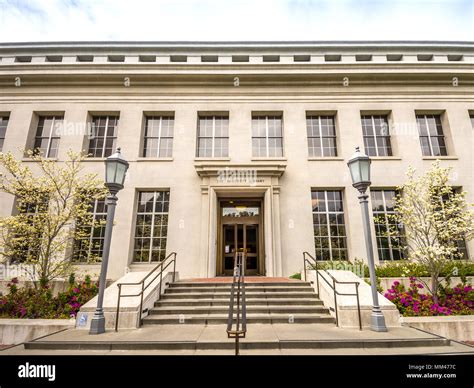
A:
[0,41,472,281]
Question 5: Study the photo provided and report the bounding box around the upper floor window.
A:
[0,115,9,152]
[88,116,118,158]
[311,190,348,260]
[252,115,283,157]
[470,114,474,129]
[416,114,447,156]
[197,115,229,157]
[33,116,63,158]
[371,190,405,261]
[306,115,337,157]
[361,115,392,157]
[143,116,174,158]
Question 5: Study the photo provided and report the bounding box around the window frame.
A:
[311,190,348,261]
[143,115,174,158]
[33,115,62,158]
[416,114,448,157]
[361,114,393,157]
[251,115,284,158]
[370,189,405,261]
[306,115,337,157]
[196,115,229,158]
[72,198,107,263]
[133,190,170,263]
[0,115,9,152]
[88,115,119,158]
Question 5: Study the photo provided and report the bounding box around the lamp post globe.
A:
[89,148,129,335]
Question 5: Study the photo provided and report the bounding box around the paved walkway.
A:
[2,324,473,355]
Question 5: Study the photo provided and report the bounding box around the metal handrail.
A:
[226,250,247,356]
[303,251,362,330]
[115,252,177,331]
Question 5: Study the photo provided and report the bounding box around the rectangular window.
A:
[11,195,48,263]
[72,199,107,262]
[470,114,474,129]
[143,116,174,157]
[311,190,347,260]
[439,191,469,260]
[33,116,62,158]
[0,115,8,151]
[197,115,229,157]
[133,191,170,262]
[252,115,283,157]
[416,114,447,156]
[371,190,405,261]
[361,115,392,157]
[306,115,337,157]
[88,116,119,158]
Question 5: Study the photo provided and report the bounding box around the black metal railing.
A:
[115,252,177,331]
[303,251,362,330]
[226,250,247,356]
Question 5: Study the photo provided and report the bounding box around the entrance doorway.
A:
[218,200,264,276]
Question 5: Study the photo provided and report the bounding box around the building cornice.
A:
[0,41,473,51]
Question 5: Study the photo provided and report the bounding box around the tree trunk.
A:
[431,274,439,305]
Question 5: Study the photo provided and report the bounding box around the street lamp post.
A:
[89,148,129,335]
[347,147,387,332]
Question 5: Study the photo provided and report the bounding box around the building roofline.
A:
[0,40,473,49]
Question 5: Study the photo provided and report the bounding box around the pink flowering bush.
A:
[0,275,98,319]
[385,277,474,316]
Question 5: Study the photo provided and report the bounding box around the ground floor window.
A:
[133,190,170,262]
[370,189,405,261]
[311,190,347,260]
[72,199,107,262]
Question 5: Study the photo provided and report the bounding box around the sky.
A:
[0,0,472,42]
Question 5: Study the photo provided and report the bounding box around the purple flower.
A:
[417,284,424,289]
[393,281,400,286]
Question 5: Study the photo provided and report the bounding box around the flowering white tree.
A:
[388,161,474,304]
[0,151,107,287]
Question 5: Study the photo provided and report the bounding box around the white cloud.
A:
[0,0,472,42]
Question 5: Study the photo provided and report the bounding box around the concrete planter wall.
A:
[306,269,401,329]
[401,316,474,343]
[76,270,177,330]
[378,276,474,293]
[0,319,74,345]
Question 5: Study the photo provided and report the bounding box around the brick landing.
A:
[180,277,301,283]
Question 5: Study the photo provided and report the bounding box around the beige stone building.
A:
[0,41,473,282]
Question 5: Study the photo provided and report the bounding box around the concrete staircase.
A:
[142,280,335,325]
[10,278,474,355]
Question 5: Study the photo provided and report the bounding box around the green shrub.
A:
[289,273,301,280]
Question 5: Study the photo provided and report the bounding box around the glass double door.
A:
[223,223,259,275]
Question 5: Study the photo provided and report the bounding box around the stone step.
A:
[141,314,336,325]
[160,292,318,299]
[171,282,312,288]
[155,298,324,307]
[165,286,314,293]
[148,305,329,315]
[25,337,451,351]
